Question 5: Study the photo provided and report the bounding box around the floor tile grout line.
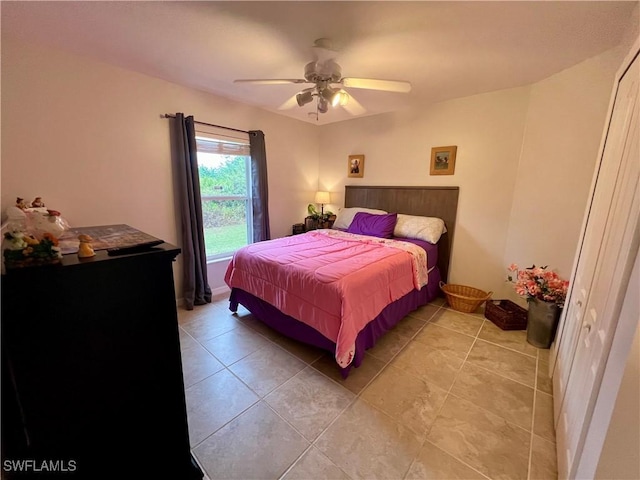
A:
[444,390,535,437]
[183,300,553,480]
[194,362,328,449]
[191,364,337,474]
[408,309,481,449]
[186,361,279,450]
[362,317,434,392]
[198,312,317,373]
[178,303,235,326]
[426,314,485,339]
[234,313,329,367]
[527,352,541,480]
[298,308,445,480]
[188,381,261,451]
[408,331,497,480]
[434,314,540,359]
[308,305,441,396]
[268,370,354,480]
[404,439,492,480]
[367,307,438,370]
[228,352,307,400]
[475,337,539,359]
[348,385,491,480]
[435,313,543,471]
[183,303,367,455]
[303,380,367,476]
[277,444,314,480]
[413,317,477,339]
[423,332,479,437]
[417,306,544,478]
[180,303,360,476]
[181,324,242,352]
[464,358,538,391]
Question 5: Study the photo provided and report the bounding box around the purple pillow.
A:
[347,212,398,239]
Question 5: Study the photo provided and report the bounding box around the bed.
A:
[225,186,459,377]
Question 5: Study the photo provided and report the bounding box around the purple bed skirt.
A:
[228,268,442,378]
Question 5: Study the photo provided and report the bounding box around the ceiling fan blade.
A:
[341,93,366,116]
[342,78,412,93]
[278,95,300,110]
[234,79,309,85]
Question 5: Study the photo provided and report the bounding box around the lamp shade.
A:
[314,191,330,204]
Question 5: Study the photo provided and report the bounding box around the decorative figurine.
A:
[31,197,45,208]
[77,234,96,258]
[15,197,28,210]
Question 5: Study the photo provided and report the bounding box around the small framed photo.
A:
[430,146,457,175]
[348,154,365,178]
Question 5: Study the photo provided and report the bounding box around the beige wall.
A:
[318,46,621,296]
[1,37,320,294]
[502,47,623,302]
[318,87,531,295]
[0,36,625,298]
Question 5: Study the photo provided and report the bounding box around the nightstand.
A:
[304,215,336,231]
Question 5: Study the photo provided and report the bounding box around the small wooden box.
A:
[484,300,528,330]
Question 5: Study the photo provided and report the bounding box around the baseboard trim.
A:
[176,286,230,308]
[211,286,231,301]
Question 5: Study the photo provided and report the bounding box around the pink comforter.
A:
[224,230,428,367]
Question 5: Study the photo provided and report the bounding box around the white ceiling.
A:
[2,1,637,125]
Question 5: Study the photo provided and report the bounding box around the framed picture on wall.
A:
[348,154,365,178]
[430,146,457,175]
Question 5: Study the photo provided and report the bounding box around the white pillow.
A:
[332,207,388,230]
[393,214,447,244]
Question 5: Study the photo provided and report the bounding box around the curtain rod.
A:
[161,114,249,134]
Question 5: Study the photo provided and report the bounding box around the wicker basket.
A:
[485,299,528,330]
[439,282,493,313]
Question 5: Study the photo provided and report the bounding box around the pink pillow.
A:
[347,212,398,239]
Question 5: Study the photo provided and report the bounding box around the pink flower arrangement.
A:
[507,264,569,306]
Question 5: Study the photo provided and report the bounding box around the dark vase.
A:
[526,298,562,348]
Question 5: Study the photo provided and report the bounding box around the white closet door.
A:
[554,53,639,418]
[554,52,639,478]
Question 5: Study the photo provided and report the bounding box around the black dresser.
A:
[1,240,203,478]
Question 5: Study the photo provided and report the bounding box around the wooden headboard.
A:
[344,185,459,282]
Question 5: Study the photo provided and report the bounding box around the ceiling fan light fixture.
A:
[332,89,349,107]
[296,90,314,107]
[320,86,336,101]
[233,39,409,118]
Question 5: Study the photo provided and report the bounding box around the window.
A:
[195,129,252,260]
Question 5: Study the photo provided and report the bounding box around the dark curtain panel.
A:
[249,130,271,242]
[173,113,212,310]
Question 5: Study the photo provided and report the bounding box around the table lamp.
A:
[314,191,330,216]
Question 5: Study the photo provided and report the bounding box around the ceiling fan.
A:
[233,38,412,117]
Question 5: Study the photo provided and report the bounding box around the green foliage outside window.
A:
[197,154,250,257]
[199,156,247,196]
[199,156,248,229]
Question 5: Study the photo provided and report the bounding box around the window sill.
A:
[207,256,233,265]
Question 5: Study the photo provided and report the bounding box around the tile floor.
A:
[178,296,557,480]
